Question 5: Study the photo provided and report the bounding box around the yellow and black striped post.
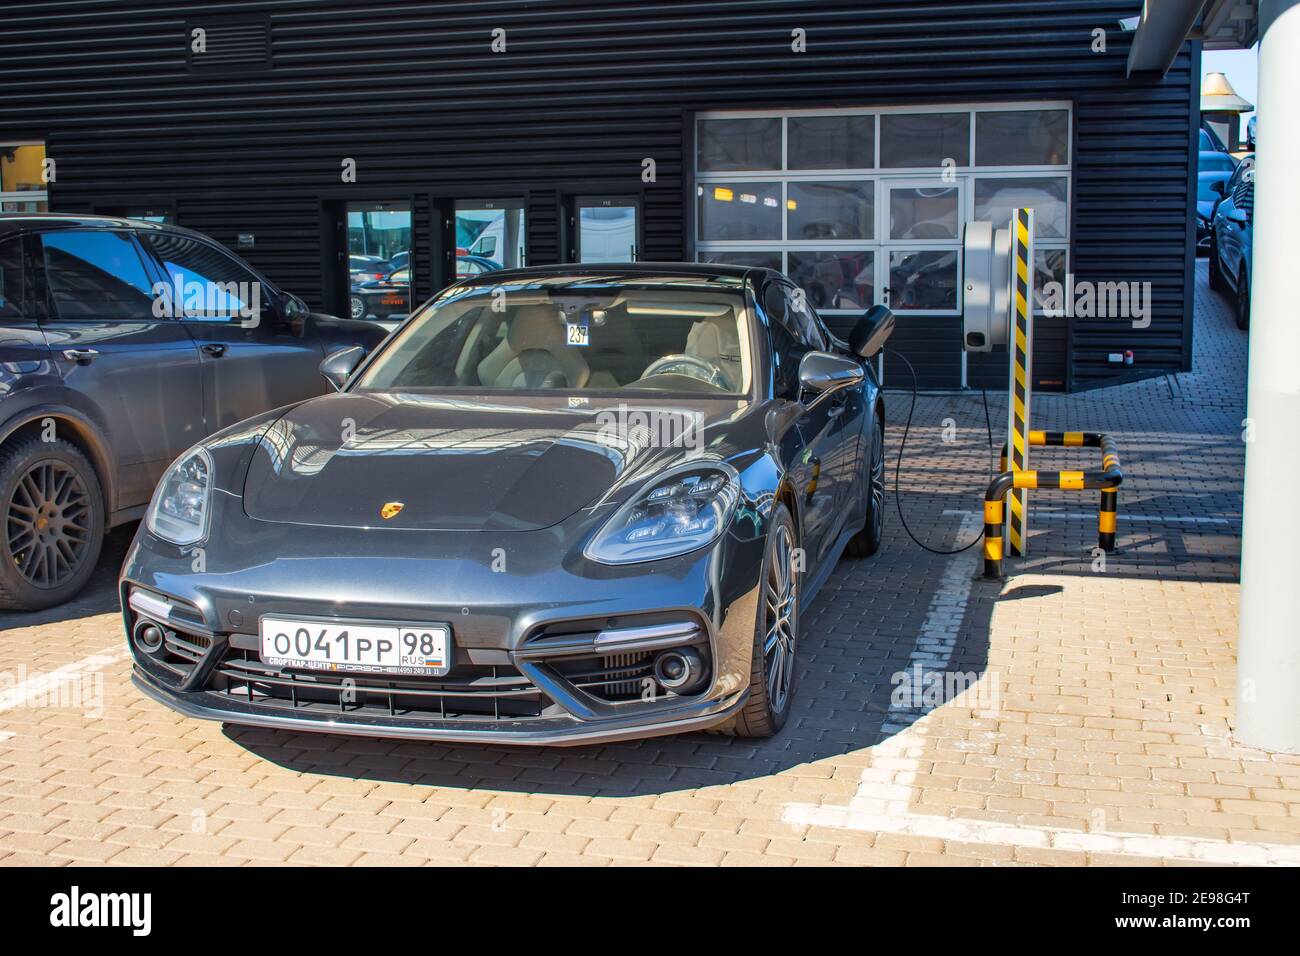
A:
[1005,207,1035,558]
[983,432,1123,578]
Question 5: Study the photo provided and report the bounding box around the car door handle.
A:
[62,348,98,364]
[201,343,227,357]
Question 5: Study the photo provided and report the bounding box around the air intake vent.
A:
[186,16,271,73]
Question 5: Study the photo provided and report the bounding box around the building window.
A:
[694,103,1072,325]
[347,202,412,322]
[455,200,526,269]
[1,142,49,213]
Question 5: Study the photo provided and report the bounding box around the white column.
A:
[1236,0,1300,753]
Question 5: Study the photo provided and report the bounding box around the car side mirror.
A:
[319,345,366,391]
[274,294,309,335]
[798,351,864,395]
[1210,180,1226,197]
[848,305,895,359]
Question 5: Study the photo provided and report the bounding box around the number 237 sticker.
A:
[566,322,590,346]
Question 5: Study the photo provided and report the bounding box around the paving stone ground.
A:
[2,262,1295,867]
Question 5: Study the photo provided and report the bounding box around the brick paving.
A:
[2,263,1296,867]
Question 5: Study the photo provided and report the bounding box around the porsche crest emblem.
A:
[380,501,405,520]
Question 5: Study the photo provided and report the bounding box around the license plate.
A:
[259,616,451,676]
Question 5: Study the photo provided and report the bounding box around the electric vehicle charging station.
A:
[962,209,1122,579]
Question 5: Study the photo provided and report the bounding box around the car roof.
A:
[454,261,774,288]
[0,211,206,242]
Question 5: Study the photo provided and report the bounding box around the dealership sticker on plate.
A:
[260,617,451,676]
[566,321,590,346]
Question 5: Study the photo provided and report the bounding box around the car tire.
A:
[844,413,884,559]
[725,501,799,738]
[1208,237,1227,292]
[350,295,364,321]
[1236,267,1250,331]
[0,436,105,612]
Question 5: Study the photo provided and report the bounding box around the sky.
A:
[1203,47,1258,137]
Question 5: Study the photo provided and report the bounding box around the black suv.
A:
[0,214,389,611]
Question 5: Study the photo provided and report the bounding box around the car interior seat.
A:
[684,314,742,390]
[476,305,590,388]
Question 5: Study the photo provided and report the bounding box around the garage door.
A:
[693,103,1071,389]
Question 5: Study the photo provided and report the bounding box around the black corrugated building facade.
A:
[0,0,1199,391]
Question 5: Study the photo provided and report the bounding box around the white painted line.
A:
[786,524,1291,865]
[881,512,982,734]
[784,722,1300,865]
[0,645,128,713]
[0,731,14,742]
[943,508,1234,526]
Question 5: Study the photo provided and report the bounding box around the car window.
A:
[355,281,752,395]
[41,230,156,321]
[139,232,262,322]
[761,281,809,396]
[0,238,23,319]
[784,284,828,351]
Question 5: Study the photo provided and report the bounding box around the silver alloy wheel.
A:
[350,295,364,320]
[762,522,797,715]
[6,460,92,589]
[870,421,885,541]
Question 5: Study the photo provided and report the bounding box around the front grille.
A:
[126,590,215,688]
[155,627,212,681]
[524,613,712,704]
[210,648,548,721]
[554,653,655,702]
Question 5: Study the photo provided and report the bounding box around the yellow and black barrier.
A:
[984,431,1122,579]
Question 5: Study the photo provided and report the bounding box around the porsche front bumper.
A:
[121,515,763,746]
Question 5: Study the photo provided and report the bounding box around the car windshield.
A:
[353,276,753,396]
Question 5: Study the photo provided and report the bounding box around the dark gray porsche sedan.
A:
[121,264,892,745]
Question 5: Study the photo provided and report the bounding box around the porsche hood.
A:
[241,392,751,532]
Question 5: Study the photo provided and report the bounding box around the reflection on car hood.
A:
[242,391,752,531]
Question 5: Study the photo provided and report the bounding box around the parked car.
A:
[1209,155,1254,329]
[1196,149,1237,253]
[1199,126,1229,153]
[349,255,391,321]
[0,213,390,610]
[122,263,894,745]
[354,266,410,330]
[455,254,502,279]
[349,254,389,284]
[353,257,504,328]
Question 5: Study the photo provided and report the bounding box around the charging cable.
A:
[884,347,995,555]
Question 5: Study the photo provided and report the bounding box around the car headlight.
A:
[146,447,214,546]
[585,463,740,565]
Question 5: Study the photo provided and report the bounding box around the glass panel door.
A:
[347,201,411,323]
[575,197,638,262]
[454,200,526,274]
